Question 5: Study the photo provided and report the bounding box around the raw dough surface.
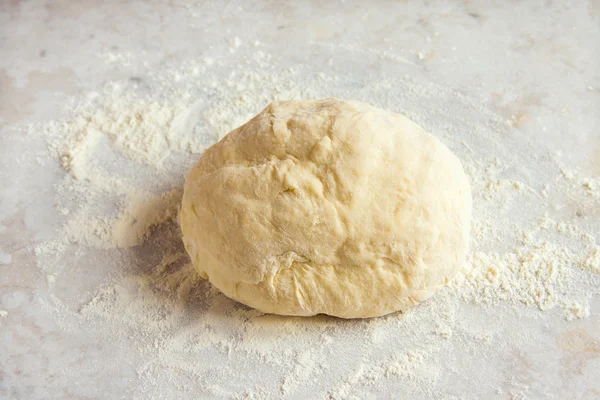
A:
[180,99,472,318]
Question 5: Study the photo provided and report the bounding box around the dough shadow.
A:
[124,204,215,315]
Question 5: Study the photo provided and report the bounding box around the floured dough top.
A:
[180,98,472,318]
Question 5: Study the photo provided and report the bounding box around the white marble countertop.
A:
[1,1,599,399]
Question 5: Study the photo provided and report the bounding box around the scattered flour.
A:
[453,214,599,311]
[11,47,599,399]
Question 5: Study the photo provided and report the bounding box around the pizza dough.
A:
[180,99,472,318]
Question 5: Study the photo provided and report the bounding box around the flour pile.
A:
[17,49,600,399]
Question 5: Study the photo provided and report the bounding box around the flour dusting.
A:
[15,47,600,399]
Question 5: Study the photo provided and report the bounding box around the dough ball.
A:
[180,99,471,318]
